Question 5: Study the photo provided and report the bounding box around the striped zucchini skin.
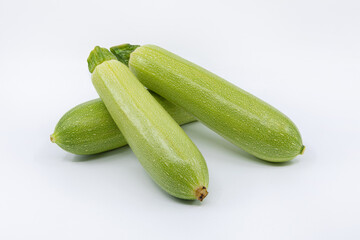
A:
[89,48,209,200]
[51,92,197,155]
[125,44,304,162]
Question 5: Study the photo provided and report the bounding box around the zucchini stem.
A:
[110,44,140,66]
[87,46,117,73]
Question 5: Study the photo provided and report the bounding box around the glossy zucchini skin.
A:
[51,92,197,155]
[119,44,304,162]
[87,47,209,200]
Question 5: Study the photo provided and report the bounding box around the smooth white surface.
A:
[1,0,359,239]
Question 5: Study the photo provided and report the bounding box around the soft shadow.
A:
[66,145,131,162]
[184,123,298,167]
[167,196,204,206]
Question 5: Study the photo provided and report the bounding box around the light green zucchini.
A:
[111,44,305,162]
[50,91,197,155]
[87,46,209,201]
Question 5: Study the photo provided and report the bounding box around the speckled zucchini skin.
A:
[123,44,304,162]
[51,91,197,155]
[88,47,209,200]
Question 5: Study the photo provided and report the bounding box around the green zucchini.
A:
[87,46,209,201]
[111,44,305,162]
[50,91,197,155]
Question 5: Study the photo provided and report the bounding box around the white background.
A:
[1,0,359,239]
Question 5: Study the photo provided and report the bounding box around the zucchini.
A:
[111,44,305,162]
[87,46,209,201]
[51,91,197,155]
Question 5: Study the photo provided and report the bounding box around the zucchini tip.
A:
[300,145,306,155]
[195,186,208,201]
